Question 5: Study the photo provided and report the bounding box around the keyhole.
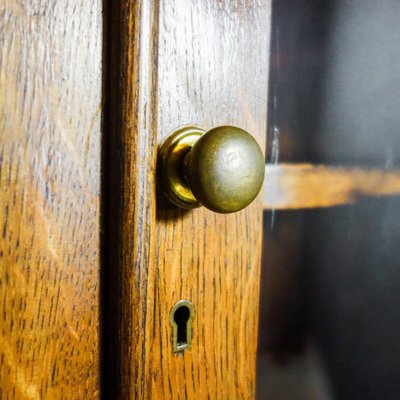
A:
[174,305,190,345]
[170,300,195,353]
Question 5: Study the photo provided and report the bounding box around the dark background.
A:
[258,1,400,399]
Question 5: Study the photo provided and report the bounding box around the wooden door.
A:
[1,1,271,399]
[104,1,271,399]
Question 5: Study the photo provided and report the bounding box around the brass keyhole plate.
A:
[169,300,195,353]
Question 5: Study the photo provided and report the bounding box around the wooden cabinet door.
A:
[0,1,102,399]
[1,1,271,399]
[104,1,271,399]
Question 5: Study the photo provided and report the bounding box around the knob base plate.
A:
[158,126,205,209]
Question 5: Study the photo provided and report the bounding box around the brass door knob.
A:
[158,125,265,213]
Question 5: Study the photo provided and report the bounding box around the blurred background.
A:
[257,1,400,399]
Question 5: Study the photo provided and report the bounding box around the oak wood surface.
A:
[105,1,271,398]
[264,164,400,209]
[0,1,102,399]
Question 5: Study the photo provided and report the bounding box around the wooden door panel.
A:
[156,1,271,398]
[106,1,271,398]
[0,2,102,399]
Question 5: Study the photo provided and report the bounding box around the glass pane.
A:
[258,1,400,399]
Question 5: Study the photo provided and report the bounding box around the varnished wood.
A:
[0,2,102,399]
[264,163,400,209]
[104,0,159,398]
[105,0,271,398]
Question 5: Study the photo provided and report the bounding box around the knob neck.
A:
[158,126,204,209]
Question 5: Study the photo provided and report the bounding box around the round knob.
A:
[158,125,265,213]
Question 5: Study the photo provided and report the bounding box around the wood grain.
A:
[264,163,400,209]
[105,0,271,398]
[0,2,102,399]
[103,0,159,398]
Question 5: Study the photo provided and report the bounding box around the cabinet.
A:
[0,1,271,398]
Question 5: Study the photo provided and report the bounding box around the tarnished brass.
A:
[158,125,265,213]
[170,300,195,353]
[158,126,204,209]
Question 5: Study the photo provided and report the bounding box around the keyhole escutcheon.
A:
[170,300,195,353]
